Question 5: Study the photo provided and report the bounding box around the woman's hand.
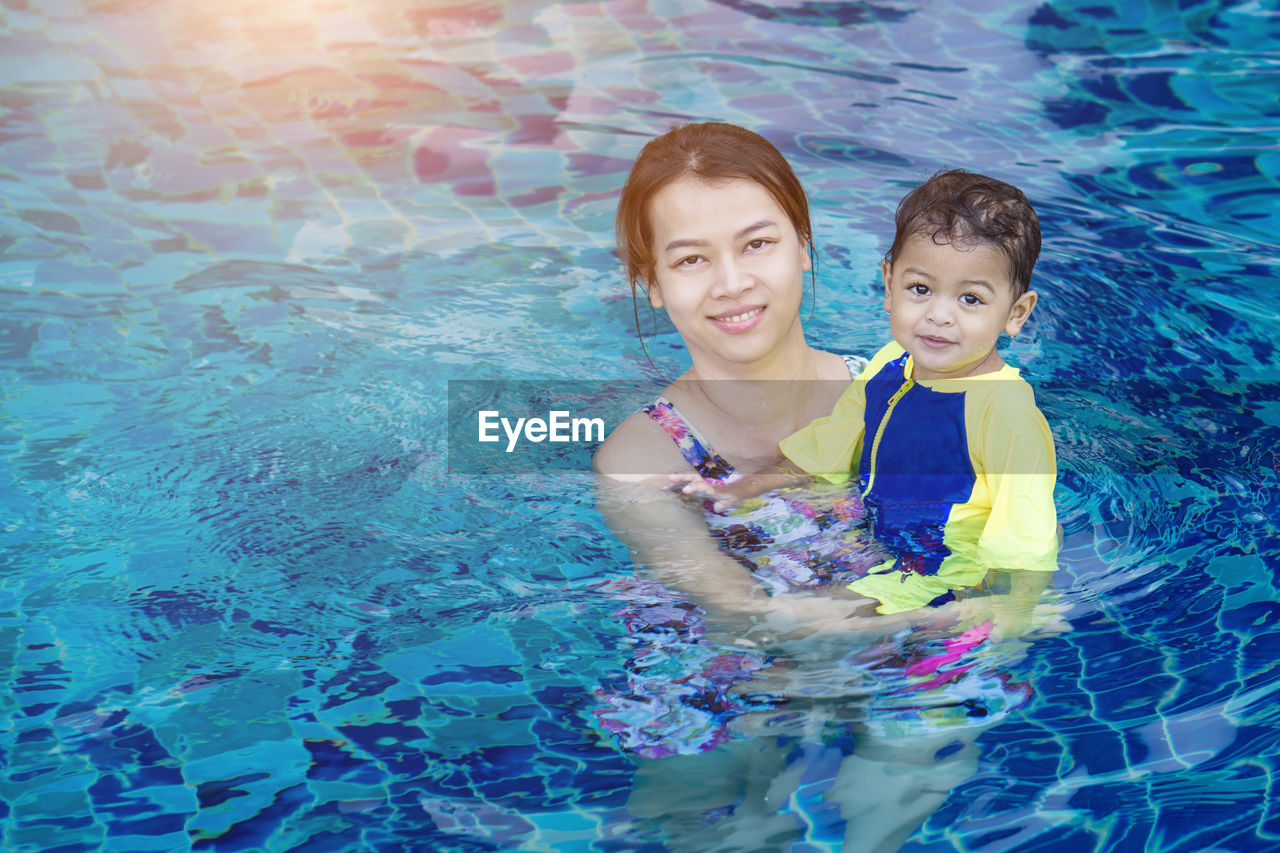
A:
[747,593,925,643]
[667,466,808,513]
[666,471,747,512]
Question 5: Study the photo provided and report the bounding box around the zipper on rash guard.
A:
[860,376,914,500]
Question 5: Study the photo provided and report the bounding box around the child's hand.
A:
[944,595,1072,641]
[1022,600,1073,638]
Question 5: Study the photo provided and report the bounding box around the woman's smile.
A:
[710,305,765,333]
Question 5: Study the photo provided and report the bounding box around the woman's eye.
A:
[676,255,703,267]
[746,238,768,251]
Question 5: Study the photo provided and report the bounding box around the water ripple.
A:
[2,0,1279,849]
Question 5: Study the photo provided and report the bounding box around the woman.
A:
[593,121,885,631]
[591,123,994,852]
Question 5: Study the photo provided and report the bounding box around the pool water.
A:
[3,0,1279,850]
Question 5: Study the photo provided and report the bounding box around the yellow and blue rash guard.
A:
[779,341,1058,614]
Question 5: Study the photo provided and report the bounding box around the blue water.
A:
[3,0,1279,850]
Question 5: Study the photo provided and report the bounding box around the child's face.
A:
[882,234,1037,380]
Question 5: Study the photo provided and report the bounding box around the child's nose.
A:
[927,302,955,325]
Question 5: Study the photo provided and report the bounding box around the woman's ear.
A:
[644,277,664,309]
[1005,290,1038,337]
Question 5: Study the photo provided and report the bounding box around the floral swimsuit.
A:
[640,355,884,593]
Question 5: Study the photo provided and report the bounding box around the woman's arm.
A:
[593,412,780,616]
[593,413,929,640]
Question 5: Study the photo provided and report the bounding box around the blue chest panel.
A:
[858,355,976,572]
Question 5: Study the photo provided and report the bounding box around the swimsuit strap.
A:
[643,355,864,486]
[642,398,741,485]
[842,353,869,375]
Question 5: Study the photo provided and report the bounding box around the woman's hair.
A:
[615,122,815,294]
[886,169,1041,297]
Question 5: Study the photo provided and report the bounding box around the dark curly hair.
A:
[886,169,1040,297]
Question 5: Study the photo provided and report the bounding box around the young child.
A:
[778,169,1058,616]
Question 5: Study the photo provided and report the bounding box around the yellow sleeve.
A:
[973,382,1058,570]
[779,342,901,483]
[780,382,864,484]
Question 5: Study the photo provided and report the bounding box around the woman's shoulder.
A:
[593,408,688,482]
[812,348,868,380]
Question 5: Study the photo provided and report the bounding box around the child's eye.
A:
[961,293,984,306]
[908,283,929,296]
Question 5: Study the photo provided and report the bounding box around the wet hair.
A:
[886,169,1041,297]
[616,122,816,295]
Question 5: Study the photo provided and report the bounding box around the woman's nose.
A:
[713,258,751,297]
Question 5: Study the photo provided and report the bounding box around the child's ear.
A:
[881,259,893,313]
[1005,290,1038,337]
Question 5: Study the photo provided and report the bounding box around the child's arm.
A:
[668,365,875,510]
[966,385,1063,639]
[779,375,868,484]
[975,387,1059,572]
[950,568,1063,640]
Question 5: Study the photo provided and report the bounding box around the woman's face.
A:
[645,175,810,372]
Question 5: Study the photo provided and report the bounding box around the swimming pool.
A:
[3,0,1279,849]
